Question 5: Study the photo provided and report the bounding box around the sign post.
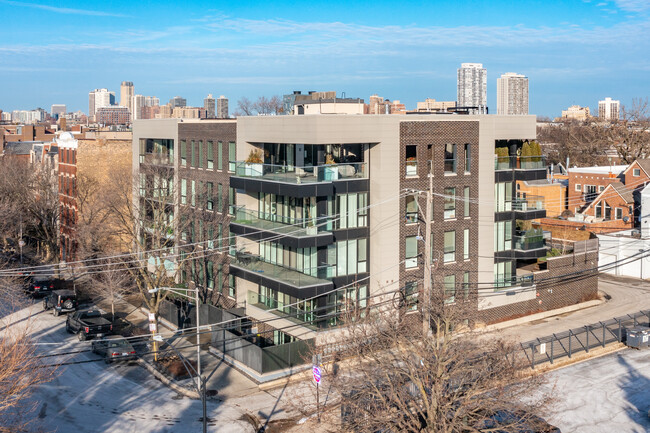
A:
[313,365,322,423]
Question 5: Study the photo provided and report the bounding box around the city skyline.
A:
[1,0,649,116]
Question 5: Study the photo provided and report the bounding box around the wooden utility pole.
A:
[422,166,433,336]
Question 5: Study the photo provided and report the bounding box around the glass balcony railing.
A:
[231,252,334,289]
[232,208,331,237]
[512,195,545,212]
[139,153,174,166]
[232,161,367,184]
[494,156,547,171]
[513,230,545,251]
[252,291,320,326]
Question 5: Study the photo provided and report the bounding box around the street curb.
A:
[138,358,200,399]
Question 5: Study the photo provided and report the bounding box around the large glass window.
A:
[191,180,196,206]
[181,178,187,205]
[495,261,513,288]
[444,187,456,219]
[405,195,419,224]
[228,274,236,298]
[207,261,214,289]
[444,231,456,263]
[464,186,470,217]
[207,141,214,170]
[191,140,196,168]
[494,221,513,252]
[405,236,418,269]
[444,274,456,304]
[464,143,471,173]
[229,187,235,215]
[495,182,512,212]
[180,140,187,167]
[198,140,203,168]
[326,239,368,277]
[405,145,417,176]
[404,281,419,311]
[444,143,456,174]
[206,182,214,210]
[333,193,368,229]
[218,141,223,170]
[228,142,236,171]
[464,228,469,260]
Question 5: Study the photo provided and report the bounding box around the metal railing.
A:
[512,195,545,212]
[517,310,650,369]
[139,152,174,166]
[253,291,318,325]
[513,230,545,251]
[232,161,367,183]
[231,252,334,287]
[232,207,330,236]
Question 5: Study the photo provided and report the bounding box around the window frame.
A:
[405,236,418,269]
[444,230,456,263]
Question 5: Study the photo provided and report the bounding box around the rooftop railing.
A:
[494,156,547,171]
[512,195,545,212]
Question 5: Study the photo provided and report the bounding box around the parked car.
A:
[92,336,137,364]
[65,309,112,341]
[43,290,78,316]
[26,278,55,298]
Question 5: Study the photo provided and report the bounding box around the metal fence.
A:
[518,310,650,369]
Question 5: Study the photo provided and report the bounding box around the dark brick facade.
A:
[479,240,599,324]
[399,120,480,309]
[178,121,237,309]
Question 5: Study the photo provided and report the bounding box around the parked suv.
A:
[43,290,78,316]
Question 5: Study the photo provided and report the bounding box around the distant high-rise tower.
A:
[204,94,216,118]
[169,96,187,109]
[496,72,528,115]
[51,104,66,119]
[598,97,620,120]
[132,94,145,121]
[217,95,229,118]
[457,63,487,111]
[88,88,115,117]
[120,81,134,116]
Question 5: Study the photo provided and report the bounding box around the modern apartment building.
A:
[599,97,620,120]
[51,104,67,119]
[217,96,229,119]
[120,81,135,116]
[88,88,116,117]
[457,63,487,111]
[133,114,600,340]
[133,94,145,121]
[204,94,216,119]
[169,96,187,109]
[496,72,529,115]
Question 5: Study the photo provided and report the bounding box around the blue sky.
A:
[1,0,649,117]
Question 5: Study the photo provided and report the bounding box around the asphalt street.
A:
[10,301,259,433]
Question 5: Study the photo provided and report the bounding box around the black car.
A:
[43,290,78,316]
[27,279,55,298]
[66,310,112,341]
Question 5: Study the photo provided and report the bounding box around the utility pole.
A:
[422,164,433,336]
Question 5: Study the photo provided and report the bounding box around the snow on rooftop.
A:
[567,165,628,175]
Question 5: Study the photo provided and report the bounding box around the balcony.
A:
[494,156,547,182]
[139,153,173,166]
[229,252,333,292]
[512,195,547,220]
[513,229,546,259]
[230,207,334,248]
[250,291,320,329]
[232,161,367,184]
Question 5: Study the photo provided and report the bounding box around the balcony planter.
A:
[306,225,318,235]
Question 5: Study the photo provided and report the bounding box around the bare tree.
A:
[307,282,551,433]
[88,260,135,322]
[602,98,650,164]
[235,95,282,117]
[0,268,57,431]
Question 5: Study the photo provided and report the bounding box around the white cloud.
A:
[0,0,129,17]
[613,0,650,12]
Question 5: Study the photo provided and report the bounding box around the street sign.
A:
[148,313,156,322]
[312,366,322,384]
[149,323,157,332]
[153,334,163,342]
